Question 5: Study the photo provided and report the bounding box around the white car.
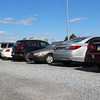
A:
[1,48,12,58]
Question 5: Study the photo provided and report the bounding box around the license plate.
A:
[97,45,100,51]
[59,48,64,51]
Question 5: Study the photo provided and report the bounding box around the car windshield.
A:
[63,37,87,44]
[45,42,62,49]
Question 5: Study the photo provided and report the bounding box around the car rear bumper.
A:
[12,53,24,59]
[1,53,12,58]
[53,51,85,62]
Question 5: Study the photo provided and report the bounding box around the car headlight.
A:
[34,52,43,56]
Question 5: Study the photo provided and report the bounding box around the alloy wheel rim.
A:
[47,56,53,63]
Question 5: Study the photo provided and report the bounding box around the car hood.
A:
[31,48,54,54]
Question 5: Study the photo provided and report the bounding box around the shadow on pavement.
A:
[49,62,82,67]
[26,61,44,64]
[75,66,100,73]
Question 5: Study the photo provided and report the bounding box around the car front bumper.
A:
[28,55,45,62]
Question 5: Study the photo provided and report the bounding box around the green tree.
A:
[69,34,77,40]
[64,36,68,41]
[64,34,77,41]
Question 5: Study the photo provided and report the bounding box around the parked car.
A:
[85,39,100,68]
[0,42,14,57]
[28,41,63,64]
[12,38,49,61]
[53,36,100,65]
[1,48,13,59]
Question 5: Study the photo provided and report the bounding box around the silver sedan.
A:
[53,36,100,64]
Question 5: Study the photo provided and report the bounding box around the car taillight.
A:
[17,46,24,50]
[88,44,95,50]
[54,47,57,50]
[5,49,10,52]
[66,46,82,50]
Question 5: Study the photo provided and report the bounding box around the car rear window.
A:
[46,42,63,49]
[13,41,24,47]
[63,37,87,44]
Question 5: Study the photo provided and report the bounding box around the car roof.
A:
[17,39,47,42]
[0,42,14,44]
[76,36,100,43]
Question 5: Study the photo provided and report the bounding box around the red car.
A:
[85,39,100,69]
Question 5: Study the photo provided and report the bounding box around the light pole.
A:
[66,0,69,40]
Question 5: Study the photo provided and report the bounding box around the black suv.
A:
[12,39,49,61]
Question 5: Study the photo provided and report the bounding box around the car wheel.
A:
[45,54,53,64]
[24,52,30,61]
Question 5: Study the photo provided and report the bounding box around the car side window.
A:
[30,41,39,46]
[1,43,7,48]
[26,41,31,46]
[39,41,48,47]
[86,37,100,43]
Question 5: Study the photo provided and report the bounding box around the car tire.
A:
[24,52,30,61]
[45,54,53,64]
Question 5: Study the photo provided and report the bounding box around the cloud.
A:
[15,17,37,25]
[0,20,14,24]
[29,32,39,35]
[0,31,7,35]
[10,37,22,40]
[34,14,39,16]
[4,18,14,20]
[9,33,16,35]
[0,16,37,25]
[70,17,88,22]
[43,33,52,36]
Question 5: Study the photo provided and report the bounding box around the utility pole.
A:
[66,0,69,40]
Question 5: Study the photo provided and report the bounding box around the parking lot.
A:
[0,59,100,100]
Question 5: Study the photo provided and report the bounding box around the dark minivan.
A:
[12,39,49,61]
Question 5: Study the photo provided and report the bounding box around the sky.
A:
[0,0,100,43]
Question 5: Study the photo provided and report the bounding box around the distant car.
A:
[53,36,100,65]
[1,48,13,58]
[28,41,63,64]
[12,38,49,61]
[0,42,14,57]
[85,39,100,68]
